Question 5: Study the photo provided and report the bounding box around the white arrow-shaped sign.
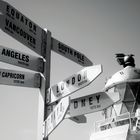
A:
[47,64,102,104]
[44,96,70,137]
[51,38,93,66]
[68,91,120,117]
[0,0,47,57]
[0,68,41,88]
[46,90,120,118]
[0,45,44,72]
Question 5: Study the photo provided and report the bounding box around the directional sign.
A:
[46,105,87,123]
[0,45,44,72]
[47,64,102,104]
[0,14,46,57]
[0,68,41,88]
[0,0,47,57]
[51,38,93,66]
[44,96,70,137]
[46,90,120,117]
[68,91,120,117]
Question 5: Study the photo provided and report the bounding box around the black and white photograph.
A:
[0,0,140,140]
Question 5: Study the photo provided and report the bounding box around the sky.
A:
[0,0,140,140]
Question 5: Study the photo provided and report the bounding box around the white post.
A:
[37,29,51,140]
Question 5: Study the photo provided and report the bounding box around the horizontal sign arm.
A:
[51,37,93,67]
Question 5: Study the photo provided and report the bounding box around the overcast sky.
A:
[0,0,140,140]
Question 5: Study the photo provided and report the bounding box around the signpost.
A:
[68,91,120,117]
[0,0,47,57]
[42,30,51,140]
[0,45,44,72]
[0,1,116,140]
[47,64,102,104]
[0,68,41,88]
[44,96,70,137]
[51,38,93,66]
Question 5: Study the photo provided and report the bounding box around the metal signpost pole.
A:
[35,28,51,140]
[41,29,51,140]
[43,29,52,120]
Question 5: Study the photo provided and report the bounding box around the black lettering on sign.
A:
[81,99,86,107]
[89,97,93,105]
[77,74,81,82]
[66,80,70,87]
[96,95,100,103]
[73,95,101,110]
[1,72,25,80]
[56,85,59,93]
[58,43,74,56]
[14,79,24,84]
[58,43,85,63]
[72,77,75,85]
[61,82,64,90]
[78,79,87,86]
[52,102,64,121]
[54,70,88,97]
[1,48,29,62]
[74,51,84,62]
[90,104,100,110]
[74,101,78,109]
[18,61,29,66]
[77,71,87,86]
[5,18,36,48]
[56,82,65,94]
[6,4,37,35]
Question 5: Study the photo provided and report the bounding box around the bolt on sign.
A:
[47,64,102,104]
[51,38,93,66]
[0,0,47,57]
[0,45,44,72]
[0,68,41,88]
[43,96,70,137]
